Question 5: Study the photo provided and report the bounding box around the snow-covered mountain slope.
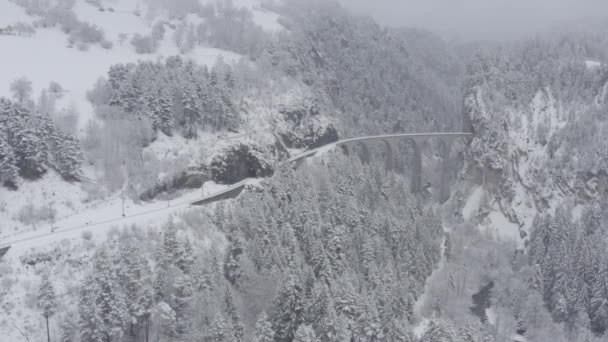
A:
[460,47,608,248]
[0,0,281,132]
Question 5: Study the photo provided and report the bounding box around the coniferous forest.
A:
[1,0,608,342]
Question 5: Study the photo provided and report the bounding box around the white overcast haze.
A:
[340,0,608,40]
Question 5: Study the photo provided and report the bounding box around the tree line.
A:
[89,56,239,139]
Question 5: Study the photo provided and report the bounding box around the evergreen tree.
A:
[53,134,83,179]
[58,314,76,342]
[38,273,57,342]
[253,312,275,342]
[271,277,307,342]
[225,287,244,342]
[157,86,174,136]
[210,314,229,342]
[134,284,154,342]
[421,321,457,342]
[590,255,608,333]
[355,296,383,341]
[79,248,128,342]
[0,136,18,185]
[294,325,319,342]
[14,126,47,178]
[176,238,194,273]
[224,233,244,285]
[181,81,201,139]
[172,275,194,334]
[458,323,478,342]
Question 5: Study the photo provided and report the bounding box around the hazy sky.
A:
[340,0,608,40]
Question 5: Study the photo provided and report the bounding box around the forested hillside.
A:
[1,0,608,341]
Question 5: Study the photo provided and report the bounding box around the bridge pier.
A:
[438,138,453,203]
[336,133,472,196]
[382,140,396,173]
[410,139,423,193]
[341,143,353,157]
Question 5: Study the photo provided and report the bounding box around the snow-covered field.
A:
[0,0,289,236]
[0,0,278,132]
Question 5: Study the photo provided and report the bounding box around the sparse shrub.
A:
[81,230,93,241]
[86,78,113,106]
[131,34,156,54]
[101,40,113,49]
[1,277,13,292]
[76,42,89,51]
[151,22,166,42]
[13,22,36,36]
[71,22,103,44]
[19,250,56,266]
[15,203,56,227]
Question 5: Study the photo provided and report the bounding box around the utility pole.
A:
[49,191,55,231]
[121,160,128,217]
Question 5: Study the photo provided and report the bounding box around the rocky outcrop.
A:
[140,165,210,201]
[210,141,274,184]
[277,97,339,150]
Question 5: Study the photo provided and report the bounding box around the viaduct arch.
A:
[338,133,472,202]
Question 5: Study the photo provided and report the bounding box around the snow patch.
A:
[585,59,601,69]
[484,210,521,247]
[412,318,430,339]
[486,306,496,325]
[463,186,483,221]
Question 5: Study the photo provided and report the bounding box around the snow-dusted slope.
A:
[0,0,281,132]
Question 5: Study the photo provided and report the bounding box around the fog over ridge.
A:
[339,0,608,40]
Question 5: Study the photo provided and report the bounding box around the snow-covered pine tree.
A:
[171,275,194,335]
[79,274,108,342]
[175,238,194,273]
[117,240,150,337]
[53,133,83,180]
[590,254,608,333]
[58,314,76,342]
[79,248,129,342]
[181,80,200,139]
[157,86,174,136]
[224,232,244,285]
[162,220,180,267]
[271,276,307,342]
[225,287,244,342]
[253,312,275,342]
[209,314,229,342]
[38,273,57,342]
[0,136,18,185]
[458,323,479,342]
[355,295,383,341]
[294,325,319,342]
[134,284,154,342]
[14,126,47,178]
[421,320,457,342]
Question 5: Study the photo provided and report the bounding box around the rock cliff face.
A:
[140,165,210,201]
[276,97,339,150]
[463,57,608,240]
[210,141,274,184]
